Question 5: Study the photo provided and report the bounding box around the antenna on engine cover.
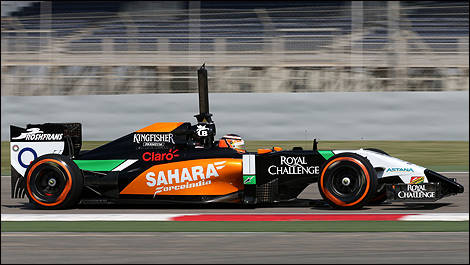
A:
[192,64,216,148]
[195,63,213,123]
[313,138,318,151]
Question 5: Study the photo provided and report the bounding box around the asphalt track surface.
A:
[2,232,468,264]
[1,173,468,264]
[1,173,468,214]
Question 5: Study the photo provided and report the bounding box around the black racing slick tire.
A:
[24,154,83,209]
[318,153,378,210]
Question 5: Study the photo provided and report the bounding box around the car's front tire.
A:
[318,153,377,210]
[25,154,83,209]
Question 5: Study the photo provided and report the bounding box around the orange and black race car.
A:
[10,65,464,209]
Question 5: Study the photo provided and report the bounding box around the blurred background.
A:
[1,4,468,262]
[1,1,468,95]
[1,1,468,148]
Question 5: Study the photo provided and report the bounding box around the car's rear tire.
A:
[25,154,83,209]
[318,153,377,210]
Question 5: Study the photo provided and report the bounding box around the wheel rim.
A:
[324,161,366,203]
[29,162,68,203]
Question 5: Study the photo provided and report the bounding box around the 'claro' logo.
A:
[119,159,243,197]
[142,149,179,162]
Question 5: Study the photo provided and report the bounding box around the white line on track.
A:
[1,214,186,221]
[400,213,470,221]
[2,213,468,221]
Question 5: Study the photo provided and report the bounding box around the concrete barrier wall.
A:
[1,91,468,141]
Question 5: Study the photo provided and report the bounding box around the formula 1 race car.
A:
[10,65,464,209]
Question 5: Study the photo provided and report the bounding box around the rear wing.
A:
[10,123,81,198]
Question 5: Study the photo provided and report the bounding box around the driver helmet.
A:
[218,134,246,153]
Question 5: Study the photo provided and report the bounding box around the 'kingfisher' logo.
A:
[133,133,175,144]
